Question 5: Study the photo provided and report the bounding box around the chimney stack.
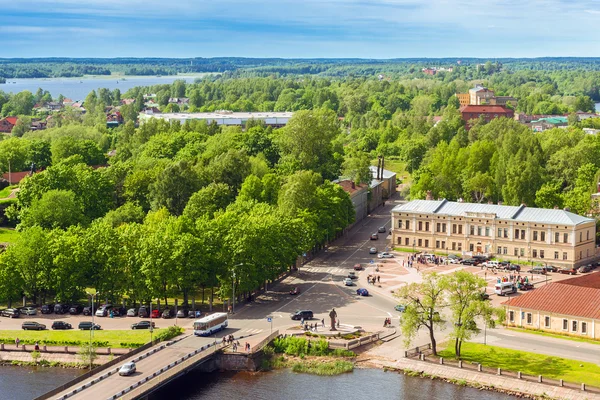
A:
[426,190,433,201]
[381,156,385,179]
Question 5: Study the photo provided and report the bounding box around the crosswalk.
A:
[302,266,352,275]
[239,328,263,335]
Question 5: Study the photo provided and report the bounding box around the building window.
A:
[562,319,568,330]
[572,321,578,332]
[436,223,441,232]
[533,231,538,241]
[458,225,463,234]
[563,252,567,260]
[541,232,545,242]
[504,228,508,238]
[458,243,462,251]
[478,227,482,236]
[497,247,501,254]
[540,250,544,259]
[398,220,402,229]
[469,243,474,252]
[485,227,490,237]
[471,226,475,235]
[425,222,430,231]
[503,247,508,255]
[520,248,525,257]
[514,248,519,256]
[544,316,550,328]
[424,240,429,248]
[587,231,590,240]
[555,232,559,243]
[515,229,519,239]
[435,240,440,249]
[441,241,446,249]
[397,237,402,245]
[405,238,409,246]
[452,242,456,250]
[554,251,559,260]
[532,249,537,258]
[418,221,422,231]
[582,322,588,334]
[526,313,532,324]
[497,228,502,237]
[406,220,410,230]
[508,311,514,322]
[418,239,422,247]
[564,233,568,243]
[580,232,582,242]
[452,224,457,234]
[521,230,525,240]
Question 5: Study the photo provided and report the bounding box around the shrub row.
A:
[272,336,355,357]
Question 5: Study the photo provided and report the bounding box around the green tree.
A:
[149,161,201,216]
[183,183,233,220]
[342,152,372,185]
[19,189,86,230]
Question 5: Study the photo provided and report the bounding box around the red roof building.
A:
[459,105,514,128]
[503,273,600,338]
[0,117,18,134]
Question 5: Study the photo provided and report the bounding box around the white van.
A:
[494,282,516,296]
[484,260,500,269]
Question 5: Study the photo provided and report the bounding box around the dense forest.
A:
[1,60,600,307]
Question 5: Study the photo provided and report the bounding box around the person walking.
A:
[321,318,325,328]
[300,317,304,327]
[377,275,380,284]
[15,338,20,348]
[34,342,39,351]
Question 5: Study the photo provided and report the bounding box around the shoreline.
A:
[3,73,210,82]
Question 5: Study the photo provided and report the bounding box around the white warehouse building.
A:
[139,111,293,128]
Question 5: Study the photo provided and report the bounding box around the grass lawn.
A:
[371,158,411,184]
[0,185,16,199]
[0,329,152,348]
[439,342,600,387]
[0,228,20,243]
[508,327,600,346]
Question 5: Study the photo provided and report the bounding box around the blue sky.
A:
[1,0,600,58]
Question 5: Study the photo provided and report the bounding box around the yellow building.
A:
[456,93,469,107]
[391,198,597,268]
[504,274,600,339]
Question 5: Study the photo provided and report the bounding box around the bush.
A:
[154,326,184,342]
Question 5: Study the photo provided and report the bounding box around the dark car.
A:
[161,309,174,319]
[353,264,363,271]
[356,288,369,296]
[69,305,83,315]
[504,264,521,272]
[78,321,101,330]
[528,267,546,275]
[290,310,313,320]
[22,321,46,331]
[82,306,92,316]
[473,255,489,262]
[54,304,69,314]
[378,226,387,233]
[41,304,54,314]
[559,267,578,275]
[2,308,21,318]
[188,310,202,319]
[478,292,490,301]
[348,271,358,279]
[131,321,155,330]
[460,258,479,266]
[52,321,72,330]
[370,233,379,240]
[138,307,149,318]
[544,265,558,273]
[579,265,592,273]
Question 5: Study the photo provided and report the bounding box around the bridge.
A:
[37,330,277,400]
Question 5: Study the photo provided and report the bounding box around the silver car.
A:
[119,361,136,376]
[21,307,37,316]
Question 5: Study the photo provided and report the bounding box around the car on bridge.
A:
[131,321,155,330]
[378,252,394,259]
[356,288,369,296]
[22,321,46,331]
[118,361,136,376]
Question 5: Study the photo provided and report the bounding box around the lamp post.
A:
[232,263,244,314]
[85,289,98,373]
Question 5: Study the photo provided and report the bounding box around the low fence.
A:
[404,343,432,358]
[251,330,279,352]
[412,351,600,395]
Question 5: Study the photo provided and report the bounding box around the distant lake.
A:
[596,102,600,112]
[0,75,205,101]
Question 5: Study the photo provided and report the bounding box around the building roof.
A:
[2,171,33,184]
[3,117,17,125]
[469,86,489,93]
[337,179,367,196]
[502,275,600,320]
[369,166,397,180]
[460,105,512,114]
[392,199,594,226]
[531,117,568,124]
[144,111,293,120]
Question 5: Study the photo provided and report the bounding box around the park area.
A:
[0,329,153,348]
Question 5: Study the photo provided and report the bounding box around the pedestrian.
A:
[232,342,237,352]
[34,342,39,351]
[337,319,340,328]
[314,324,317,332]
[228,305,232,314]
[377,275,380,284]
[15,338,19,348]
[300,317,304,326]
[321,318,325,328]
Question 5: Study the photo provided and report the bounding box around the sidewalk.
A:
[0,343,130,355]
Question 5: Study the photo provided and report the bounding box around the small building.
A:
[459,105,514,127]
[469,85,495,105]
[369,165,396,198]
[503,274,600,339]
[140,111,293,128]
[168,98,189,106]
[530,117,568,132]
[0,117,17,134]
[456,93,470,107]
[337,180,368,227]
[489,96,518,107]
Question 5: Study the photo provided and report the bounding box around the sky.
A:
[1,0,600,58]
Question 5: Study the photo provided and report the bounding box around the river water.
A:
[0,366,514,400]
[0,75,204,101]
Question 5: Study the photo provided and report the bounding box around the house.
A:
[583,128,600,135]
[456,93,470,107]
[30,119,47,131]
[0,117,17,134]
[46,102,63,111]
[168,98,189,106]
[422,68,437,76]
[469,85,495,105]
[459,105,514,127]
[2,170,35,185]
[489,96,518,107]
[337,180,368,226]
[530,117,568,132]
[369,165,397,198]
[140,111,293,128]
[503,274,600,339]
[121,98,136,106]
[391,198,596,267]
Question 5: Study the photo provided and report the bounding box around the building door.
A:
[476,245,482,254]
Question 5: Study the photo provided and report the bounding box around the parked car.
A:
[22,321,46,331]
[112,307,126,317]
[347,271,357,279]
[78,321,101,330]
[21,307,37,316]
[52,321,72,330]
[579,265,592,273]
[126,308,138,317]
[544,265,558,273]
[69,305,83,315]
[370,233,378,240]
[176,309,187,318]
[528,267,546,275]
[378,252,394,259]
[504,264,521,272]
[494,282,517,296]
[151,309,160,319]
[41,304,54,314]
[188,310,202,319]
[378,226,387,233]
[369,247,377,254]
[478,292,490,300]
[473,255,489,262]
[290,310,313,320]
[2,308,21,318]
[518,282,534,291]
[353,264,363,271]
[118,362,136,376]
[138,307,149,318]
[54,304,69,314]
[484,261,500,269]
[460,258,479,266]
[82,306,92,316]
[131,321,155,330]
[161,309,173,319]
[343,278,354,286]
[95,304,113,317]
[559,267,578,275]
[394,304,406,312]
[356,288,369,296]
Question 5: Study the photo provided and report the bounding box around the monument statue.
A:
[329,308,337,331]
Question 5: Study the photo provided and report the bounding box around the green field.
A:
[0,228,20,243]
[439,342,600,387]
[0,329,153,348]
